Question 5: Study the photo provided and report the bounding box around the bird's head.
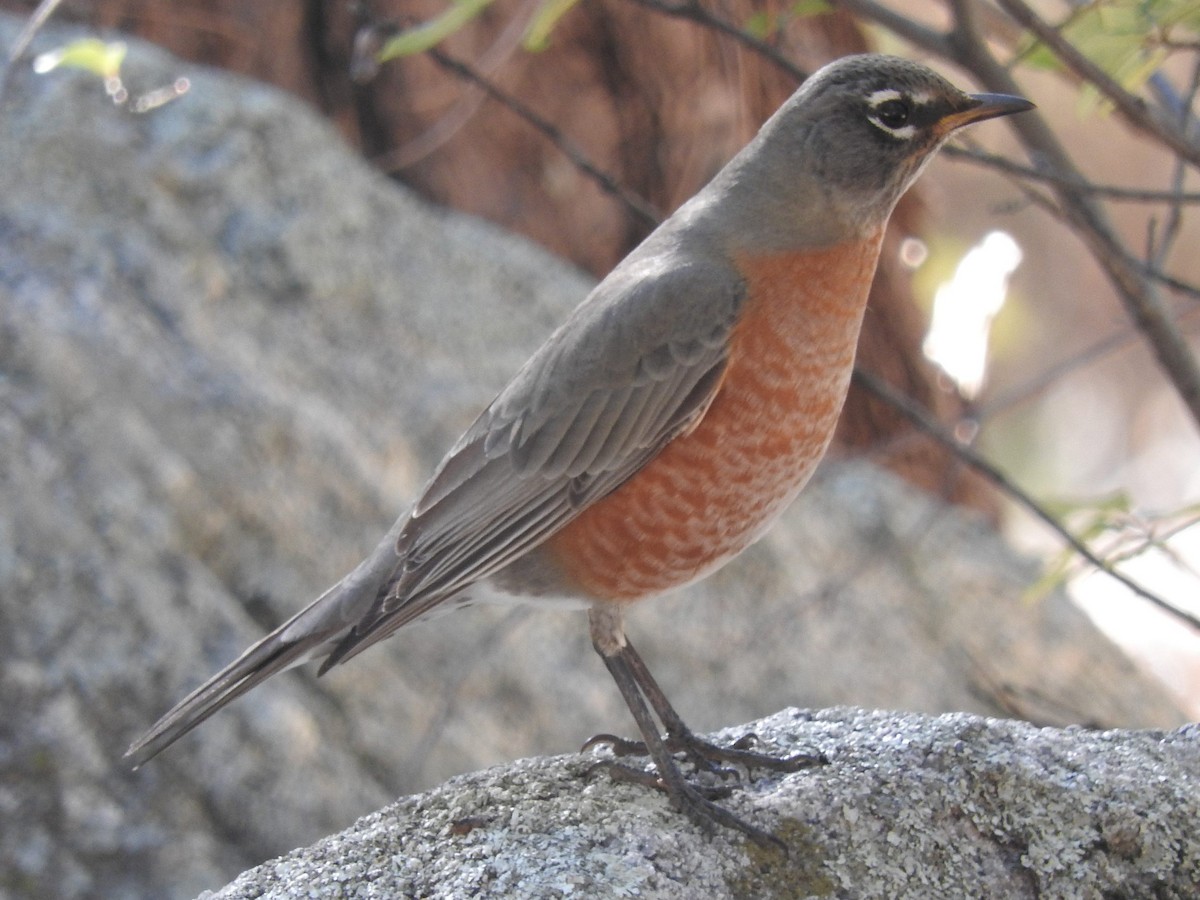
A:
[712,54,1034,247]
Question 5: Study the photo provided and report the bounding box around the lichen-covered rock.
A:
[207,708,1200,900]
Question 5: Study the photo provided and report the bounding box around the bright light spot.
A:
[31,52,58,75]
[922,230,1022,399]
[899,236,928,269]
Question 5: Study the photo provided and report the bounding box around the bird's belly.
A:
[533,236,883,602]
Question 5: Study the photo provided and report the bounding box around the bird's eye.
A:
[874,98,910,130]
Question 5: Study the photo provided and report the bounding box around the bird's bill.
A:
[938,92,1035,135]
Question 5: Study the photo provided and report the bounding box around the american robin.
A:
[127,54,1033,844]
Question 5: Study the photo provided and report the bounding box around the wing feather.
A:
[324,249,745,666]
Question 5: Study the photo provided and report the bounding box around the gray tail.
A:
[125,521,406,769]
[123,617,344,769]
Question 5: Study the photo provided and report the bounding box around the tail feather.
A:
[124,620,346,769]
[125,519,409,768]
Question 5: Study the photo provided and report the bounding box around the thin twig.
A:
[852,368,1200,633]
[627,0,809,83]
[981,154,1200,303]
[1140,264,1200,302]
[942,144,1200,204]
[978,307,1200,420]
[371,0,540,171]
[992,0,1200,170]
[834,0,952,57]
[1146,56,1200,268]
[984,147,1200,305]
[979,325,1144,421]
[941,2,1200,433]
[0,0,66,102]
[1101,512,1200,571]
[422,45,662,228]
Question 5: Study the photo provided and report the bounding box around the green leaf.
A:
[1154,0,1200,35]
[744,1,829,40]
[523,0,582,51]
[790,0,833,16]
[32,38,126,80]
[375,0,495,63]
[744,11,776,40]
[1015,0,1199,112]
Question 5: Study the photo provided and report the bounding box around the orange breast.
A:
[543,232,884,602]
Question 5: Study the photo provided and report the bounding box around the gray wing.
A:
[320,251,745,667]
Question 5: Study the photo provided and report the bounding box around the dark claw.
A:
[581,733,650,757]
[586,728,826,779]
[666,732,741,780]
[669,729,827,777]
[731,732,760,751]
[586,759,667,793]
[712,741,829,773]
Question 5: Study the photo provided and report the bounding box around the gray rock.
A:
[207,708,1200,899]
[0,15,1187,899]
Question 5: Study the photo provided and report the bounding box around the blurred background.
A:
[19,0,1190,711]
[1,0,1197,896]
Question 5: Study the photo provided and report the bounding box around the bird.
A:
[126,54,1033,845]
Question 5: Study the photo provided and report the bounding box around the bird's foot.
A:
[584,726,826,853]
[585,758,734,799]
[691,730,829,774]
[668,777,789,852]
[583,728,826,781]
[584,757,788,852]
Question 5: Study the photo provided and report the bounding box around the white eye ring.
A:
[867,88,904,105]
[867,88,918,140]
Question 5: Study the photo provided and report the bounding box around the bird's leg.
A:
[584,606,797,850]
[591,629,785,848]
[620,635,827,776]
[583,608,824,777]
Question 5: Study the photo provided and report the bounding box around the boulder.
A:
[208,708,1200,899]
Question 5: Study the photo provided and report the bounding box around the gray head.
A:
[703,54,1033,248]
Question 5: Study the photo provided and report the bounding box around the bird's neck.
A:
[730,229,885,356]
[681,153,885,257]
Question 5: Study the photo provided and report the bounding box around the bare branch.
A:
[978,307,1200,420]
[369,0,538,170]
[627,0,809,83]
[1141,264,1200,302]
[960,142,1200,306]
[941,6,1200,433]
[0,0,66,102]
[420,45,663,229]
[852,369,1200,633]
[942,144,1200,203]
[978,324,1148,420]
[833,0,951,57]
[1145,55,1200,269]
[992,0,1200,171]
